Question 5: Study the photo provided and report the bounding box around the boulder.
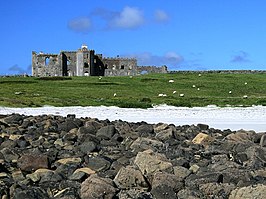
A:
[134,149,173,177]
[226,130,256,143]
[80,174,117,199]
[96,125,116,140]
[229,184,266,199]
[199,182,235,198]
[135,124,154,136]
[155,127,174,142]
[173,166,191,181]
[152,172,183,192]
[17,154,49,172]
[113,166,149,189]
[192,133,214,147]
[130,137,164,151]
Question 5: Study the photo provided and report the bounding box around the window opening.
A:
[45,57,50,66]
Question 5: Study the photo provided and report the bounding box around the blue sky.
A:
[1,0,266,75]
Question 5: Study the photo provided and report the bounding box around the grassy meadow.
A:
[0,73,266,108]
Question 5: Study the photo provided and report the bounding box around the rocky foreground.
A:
[0,114,266,199]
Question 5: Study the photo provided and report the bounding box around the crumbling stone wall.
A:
[32,46,168,77]
[137,65,168,74]
[103,57,138,76]
[32,52,63,77]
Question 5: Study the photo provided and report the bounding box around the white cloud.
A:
[231,51,250,63]
[154,10,169,23]
[125,52,183,68]
[68,17,92,33]
[110,6,145,29]
[165,52,183,63]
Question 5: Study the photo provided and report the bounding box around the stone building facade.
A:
[32,45,167,77]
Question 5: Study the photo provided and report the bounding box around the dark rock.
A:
[199,182,235,199]
[177,188,202,199]
[152,172,183,192]
[136,124,154,136]
[96,125,116,140]
[78,141,97,154]
[0,148,19,162]
[130,137,164,152]
[86,156,111,172]
[197,123,209,130]
[1,114,23,125]
[17,154,49,172]
[118,189,153,199]
[58,119,79,132]
[80,174,117,199]
[0,113,265,198]
[151,184,177,199]
[0,139,17,149]
[155,127,174,142]
[12,187,49,199]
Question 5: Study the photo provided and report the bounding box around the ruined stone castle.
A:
[32,45,167,77]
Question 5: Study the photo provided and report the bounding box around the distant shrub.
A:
[140,78,159,82]
[139,97,152,103]
[256,99,266,106]
[38,77,72,81]
[169,100,192,108]
[116,101,152,109]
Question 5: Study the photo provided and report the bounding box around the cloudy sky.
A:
[1,0,266,75]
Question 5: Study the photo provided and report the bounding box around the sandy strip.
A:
[0,105,265,132]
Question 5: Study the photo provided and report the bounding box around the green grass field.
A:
[0,73,266,108]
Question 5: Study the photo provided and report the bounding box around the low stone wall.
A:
[169,70,266,74]
[0,114,266,198]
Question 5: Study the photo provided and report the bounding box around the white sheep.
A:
[243,95,248,99]
[192,85,196,88]
[173,91,177,94]
[113,93,117,97]
[229,91,232,94]
[169,80,175,83]
[198,74,202,77]
[197,88,200,91]
[180,93,185,97]
[245,82,248,85]
[158,93,167,97]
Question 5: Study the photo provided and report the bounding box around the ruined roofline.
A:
[103,57,137,61]
[32,51,59,56]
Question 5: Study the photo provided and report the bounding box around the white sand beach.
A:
[0,105,265,132]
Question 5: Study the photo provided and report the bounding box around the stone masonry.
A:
[32,45,167,77]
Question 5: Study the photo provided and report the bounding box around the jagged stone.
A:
[226,129,256,143]
[155,127,174,141]
[130,137,164,151]
[152,172,183,192]
[80,174,117,199]
[134,149,173,177]
[96,125,116,140]
[17,154,49,172]
[229,184,266,199]
[0,113,265,198]
[113,166,149,189]
[173,166,191,181]
[192,132,214,147]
